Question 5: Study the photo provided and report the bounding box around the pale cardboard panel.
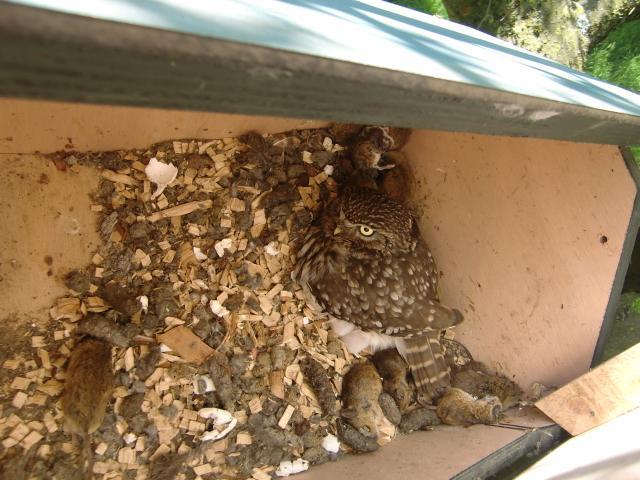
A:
[0,98,328,153]
[404,131,636,391]
[0,154,100,320]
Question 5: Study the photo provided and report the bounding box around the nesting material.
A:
[0,126,526,479]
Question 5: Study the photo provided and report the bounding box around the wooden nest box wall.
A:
[1,1,640,479]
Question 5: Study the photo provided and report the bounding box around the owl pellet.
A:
[300,357,339,417]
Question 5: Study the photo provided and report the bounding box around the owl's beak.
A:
[333,226,342,235]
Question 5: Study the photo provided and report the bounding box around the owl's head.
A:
[323,186,416,256]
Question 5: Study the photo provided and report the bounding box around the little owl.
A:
[293,186,462,401]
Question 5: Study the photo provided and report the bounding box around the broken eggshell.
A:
[193,374,216,395]
[138,295,149,313]
[321,433,340,453]
[193,246,208,261]
[214,238,233,257]
[275,458,310,477]
[209,299,230,318]
[198,407,237,441]
[145,157,178,199]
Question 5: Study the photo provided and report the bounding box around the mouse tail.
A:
[82,431,94,480]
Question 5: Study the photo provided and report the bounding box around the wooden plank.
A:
[536,342,640,436]
[156,326,214,365]
[0,3,639,146]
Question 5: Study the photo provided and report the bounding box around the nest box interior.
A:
[0,98,635,479]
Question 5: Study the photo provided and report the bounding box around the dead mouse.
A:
[341,361,385,439]
[372,348,415,412]
[61,337,114,479]
[436,387,501,426]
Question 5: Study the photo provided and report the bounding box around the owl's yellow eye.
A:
[359,225,374,236]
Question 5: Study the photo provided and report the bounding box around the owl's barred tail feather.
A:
[397,333,451,403]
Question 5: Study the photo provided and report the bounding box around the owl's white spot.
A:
[428,314,435,322]
[375,305,385,314]
[430,308,436,314]
[375,297,386,306]
[374,320,383,327]
[390,292,400,301]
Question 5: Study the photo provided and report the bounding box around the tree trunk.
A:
[585,0,640,49]
[442,0,588,69]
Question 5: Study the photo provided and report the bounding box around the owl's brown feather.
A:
[399,334,450,402]
[293,186,462,400]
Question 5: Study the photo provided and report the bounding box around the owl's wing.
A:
[338,242,463,337]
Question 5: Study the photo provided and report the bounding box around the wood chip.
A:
[124,348,135,371]
[12,392,28,409]
[21,431,43,450]
[252,467,272,480]
[278,405,295,429]
[95,442,108,455]
[193,464,214,476]
[11,377,31,390]
[270,371,285,400]
[117,446,136,465]
[156,326,214,365]
[102,170,137,186]
[248,397,262,414]
[229,197,246,212]
[10,424,30,441]
[3,359,21,370]
[147,200,213,223]
[236,431,252,445]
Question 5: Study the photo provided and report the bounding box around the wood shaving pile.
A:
[0,127,365,479]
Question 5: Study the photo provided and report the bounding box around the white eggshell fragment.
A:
[321,433,340,453]
[145,157,178,199]
[209,299,230,318]
[265,241,279,256]
[138,295,149,313]
[198,407,237,441]
[275,459,309,477]
[214,238,233,257]
[192,374,216,394]
[193,246,208,261]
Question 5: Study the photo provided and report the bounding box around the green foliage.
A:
[386,0,449,18]
[585,19,640,93]
[631,295,640,314]
[586,19,640,165]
